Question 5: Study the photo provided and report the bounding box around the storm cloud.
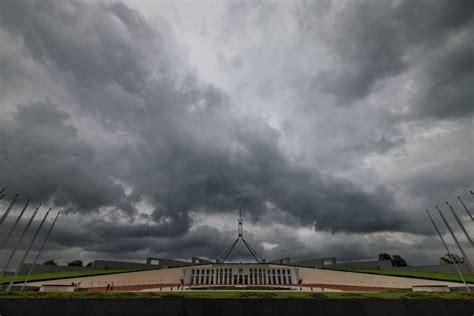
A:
[0,0,472,266]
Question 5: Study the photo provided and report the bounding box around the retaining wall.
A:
[0,298,473,316]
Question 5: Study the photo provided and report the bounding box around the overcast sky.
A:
[0,0,473,267]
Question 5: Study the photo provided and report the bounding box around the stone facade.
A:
[184,264,298,286]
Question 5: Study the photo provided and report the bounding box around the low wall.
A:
[20,260,159,275]
[91,260,157,270]
[291,257,337,268]
[326,260,393,270]
[0,299,473,316]
[392,264,471,274]
[19,264,88,274]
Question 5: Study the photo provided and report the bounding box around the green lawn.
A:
[0,270,132,285]
[0,290,473,300]
[336,269,474,284]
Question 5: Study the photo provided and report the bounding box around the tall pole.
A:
[0,188,5,200]
[21,211,60,291]
[0,193,19,224]
[446,201,474,247]
[238,208,243,237]
[1,204,40,277]
[216,208,265,263]
[0,199,30,251]
[6,209,50,291]
[458,196,474,221]
[426,210,469,291]
[436,206,473,272]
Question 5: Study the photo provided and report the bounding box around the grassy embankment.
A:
[0,291,473,300]
[0,270,131,285]
[335,269,474,284]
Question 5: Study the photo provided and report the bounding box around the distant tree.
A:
[85,261,93,268]
[67,260,83,267]
[440,253,465,265]
[378,253,407,267]
[43,260,57,266]
[378,253,392,261]
[391,255,407,267]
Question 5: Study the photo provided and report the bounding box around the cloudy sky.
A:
[0,0,473,267]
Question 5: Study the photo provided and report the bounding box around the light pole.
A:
[0,199,30,251]
[1,204,40,277]
[426,210,469,291]
[436,206,473,272]
[21,211,60,291]
[0,193,19,225]
[6,209,50,291]
[458,196,473,221]
[446,201,473,247]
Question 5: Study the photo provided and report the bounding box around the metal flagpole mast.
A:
[21,211,60,291]
[458,196,474,221]
[446,201,473,247]
[0,199,30,251]
[0,193,19,225]
[238,208,243,237]
[426,210,469,291]
[0,204,40,277]
[436,206,473,272]
[6,209,50,291]
[216,208,265,263]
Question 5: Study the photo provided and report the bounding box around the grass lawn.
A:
[0,270,132,285]
[335,269,474,284]
[0,290,473,300]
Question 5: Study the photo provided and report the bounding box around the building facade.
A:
[184,264,298,286]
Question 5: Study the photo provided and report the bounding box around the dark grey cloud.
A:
[1,0,404,231]
[414,39,474,119]
[297,0,474,115]
[0,101,126,212]
[0,0,154,94]
[0,0,472,266]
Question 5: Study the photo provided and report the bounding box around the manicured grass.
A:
[0,270,132,285]
[336,269,474,284]
[0,290,473,300]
